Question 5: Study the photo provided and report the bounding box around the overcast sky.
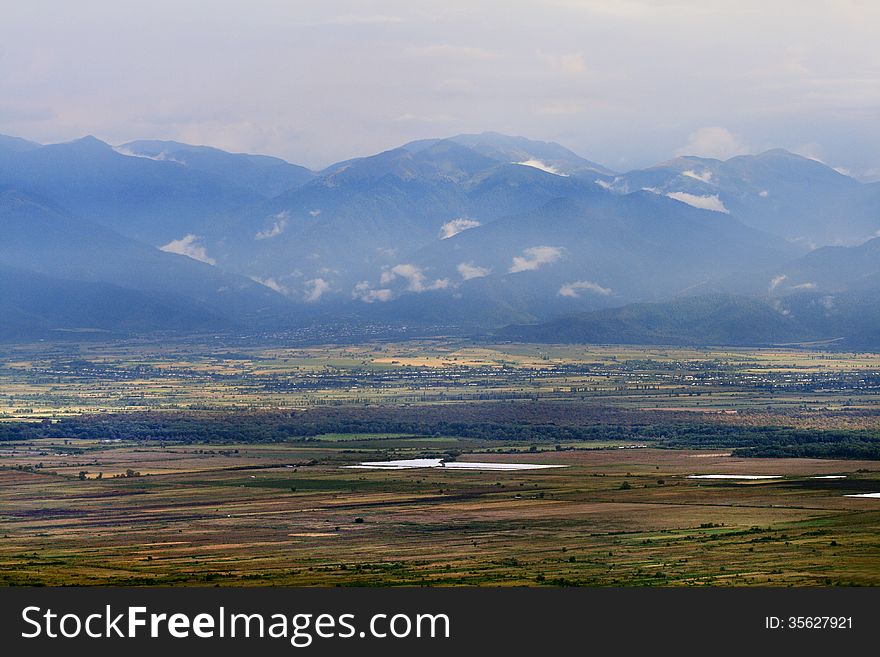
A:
[1,1,879,176]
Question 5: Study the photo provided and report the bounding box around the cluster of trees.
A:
[0,412,640,444]
[733,442,880,460]
[1,403,877,459]
[0,403,647,444]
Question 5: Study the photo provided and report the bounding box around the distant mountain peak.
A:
[72,134,110,146]
[51,135,117,155]
[755,148,801,158]
[0,133,42,153]
[741,148,834,167]
[117,138,315,197]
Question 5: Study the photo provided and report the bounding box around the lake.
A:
[687,474,781,480]
[346,458,565,471]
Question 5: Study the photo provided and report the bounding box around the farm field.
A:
[1,339,879,586]
[2,340,880,421]
[2,440,880,586]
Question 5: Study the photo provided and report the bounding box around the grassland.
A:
[1,339,879,586]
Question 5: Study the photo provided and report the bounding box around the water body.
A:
[687,474,781,480]
[444,461,565,471]
[346,458,565,471]
[811,475,847,479]
[844,492,880,498]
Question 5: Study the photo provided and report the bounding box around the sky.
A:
[1,0,879,177]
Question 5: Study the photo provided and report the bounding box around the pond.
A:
[346,458,565,471]
[687,474,781,480]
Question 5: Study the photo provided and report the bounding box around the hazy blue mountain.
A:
[200,137,800,325]
[0,136,259,244]
[320,139,500,183]
[499,294,808,346]
[701,235,880,300]
[0,188,293,328]
[611,150,880,246]
[403,132,615,177]
[770,237,880,294]
[0,266,227,339]
[209,139,607,301]
[213,173,470,296]
[499,291,880,349]
[120,139,315,197]
[240,190,794,329]
[0,134,41,154]
[463,162,604,217]
[1,129,878,343]
[380,193,797,322]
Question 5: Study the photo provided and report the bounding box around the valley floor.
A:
[1,339,879,586]
[2,442,879,586]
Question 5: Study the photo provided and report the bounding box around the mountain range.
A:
[1,130,878,346]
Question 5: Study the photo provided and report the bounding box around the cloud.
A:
[515,159,568,176]
[676,127,750,160]
[298,14,405,26]
[540,51,588,75]
[555,0,663,19]
[113,145,182,163]
[769,274,786,293]
[788,236,818,250]
[596,176,628,193]
[407,44,499,60]
[255,211,289,240]
[5,1,880,177]
[251,276,287,294]
[439,218,481,239]
[665,191,729,213]
[535,102,584,116]
[383,264,449,292]
[558,280,612,297]
[303,277,330,302]
[681,169,713,183]
[509,246,563,273]
[395,113,455,123]
[457,262,491,280]
[160,234,216,265]
[329,14,404,25]
[759,189,770,197]
[352,281,393,303]
[791,282,816,290]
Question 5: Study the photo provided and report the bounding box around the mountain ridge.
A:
[1,130,878,344]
